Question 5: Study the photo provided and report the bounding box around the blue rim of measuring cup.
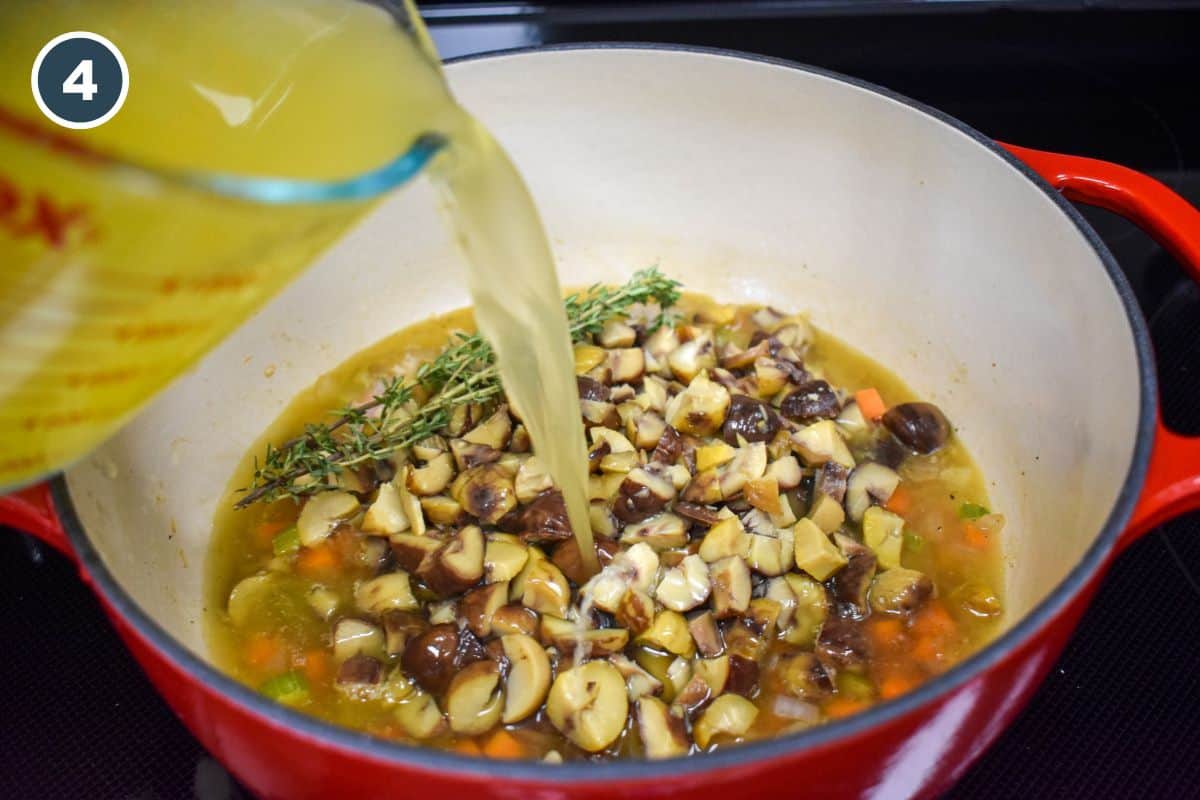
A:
[170,132,447,204]
[0,105,445,205]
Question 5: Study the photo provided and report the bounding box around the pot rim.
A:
[51,43,1156,784]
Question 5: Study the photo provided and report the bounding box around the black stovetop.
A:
[3,3,1199,798]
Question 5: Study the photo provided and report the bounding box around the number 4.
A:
[63,59,98,101]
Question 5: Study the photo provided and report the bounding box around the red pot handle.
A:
[1002,143,1200,552]
[0,482,73,559]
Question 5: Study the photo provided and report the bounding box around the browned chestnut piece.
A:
[587,440,611,472]
[401,623,486,696]
[390,533,442,573]
[675,501,722,527]
[651,426,683,465]
[775,357,809,386]
[727,654,760,697]
[748,329,782,356]
[419,526,485,597]
[456,627,489,664]
[779,381,841,424]
[830,534,877,617]
[612,466,675,524]
[882,402,951,454]
[869,568,934,616]
[459,582,509,638]
[815,616,870,677]
[336,653,384,687]
[576,375,610,402]
[687,610,725,657]
[813,462,849,505]
[520,490,574,543]
[772,652,831,700]
[401,624,460,696]
[552,535,620,585]
[721,395,781,445]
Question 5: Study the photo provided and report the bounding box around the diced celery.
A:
[261,670,309,706]
[958,502,989,520]
[271,525,301,555]
[903,531,925,553]
[835,671,875,701]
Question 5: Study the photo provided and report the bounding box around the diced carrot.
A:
[453,739,483,756]
[482,729,528,760]
[301,650,332,684]
[884,484,912,516]
[868,617,904,651]
[254,519,288,548]
[963,523,990,550]
[825,698,869,719]
[295,542,341,578]
[910,601,956,640]
[369,722,404,740]
[911,637,944,669]
[879,672,919,701]
[245,634,285,671]
[854,388,887,421]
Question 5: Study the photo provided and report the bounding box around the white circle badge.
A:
[31,31,130,130]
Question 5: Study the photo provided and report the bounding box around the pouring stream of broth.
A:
[429,120,597,576]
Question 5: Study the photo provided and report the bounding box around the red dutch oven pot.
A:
[3,46,1200,799]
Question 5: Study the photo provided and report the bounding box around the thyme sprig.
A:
[236,267,681,508]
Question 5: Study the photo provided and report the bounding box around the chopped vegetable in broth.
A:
[207,277,1004,761]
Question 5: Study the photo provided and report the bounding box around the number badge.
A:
[31,31,129,130]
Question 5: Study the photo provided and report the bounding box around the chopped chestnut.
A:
[577,375,611,402]
[551,535,620,585]
[459,581,509,638]
[813,462,848,505]
[721,395,781,445]
[882,402,951,454]
[779,381,840,424]
[337,653,384,689]
[726,654,760,698]
[829,534,877,617]
[520,490,575,543]
[815,616,870,677]
[612,466,676,523]
[401,624,468,696]
[688,610,725,657]
[651,425,683,465]
[869,568,933,616]
[419,526,485,597]
[675,501,722,526]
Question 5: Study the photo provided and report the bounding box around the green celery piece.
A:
[836,671,875,701]
[261,670,309,705]
[958,502,990,520]
[271,525,301,555]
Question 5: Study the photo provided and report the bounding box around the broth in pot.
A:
[207,274,1004,761]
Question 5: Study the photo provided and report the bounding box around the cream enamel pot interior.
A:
[8,46,1200,800]
[67,46,1141,654]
